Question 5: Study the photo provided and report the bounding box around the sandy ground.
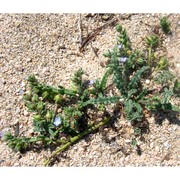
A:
[0,14,179,166]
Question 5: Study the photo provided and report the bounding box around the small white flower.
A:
[53,116,61,127]
[117,44,123,49]
[88,80,95,86]
[119,57,128,63]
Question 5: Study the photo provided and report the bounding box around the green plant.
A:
[3,68,116,155]
[3,22,179,166]
[160,16,171,34]
[154,70,175,86]
[104,24,179,123]
[173,80,180,96]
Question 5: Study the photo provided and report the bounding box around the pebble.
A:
[14,162,20,166]
[125,139,131,143]
[42,67,50,74]
[155,146,160,152]
[23,110,29,116]
[164,141,171,150]
[145,79,150,85]
[27,58,32,62]
[21,81,26,87]
[16,107,21,114]
[30,156,34,160]
[150,142,154,148]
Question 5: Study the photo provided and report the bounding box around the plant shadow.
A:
[153,110,180,126]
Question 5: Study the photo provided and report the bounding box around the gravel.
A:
[0,13,179,166]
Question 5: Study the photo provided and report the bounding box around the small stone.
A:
[23,110,29,116]
[42,67,50,74]
[125,156,129,161]
[34,71,38,75]
[145,79,150,85]
[19,124,23,129]
[30,156,34,160]
[150,142,154,148]
[121,14,131,19]
[125,139,131,143]
[103,128,109,132]
[164,141,171,149]
[27,58,32,62]
[14,162,19,166]
[15,66,24,72]
[101,14,111,21]
[21,81,26,87]
[155,146,160,152]
[16,107,21,114]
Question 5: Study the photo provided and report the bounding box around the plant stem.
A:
[148,47,153,79]
[148,47,152,67]
[44,116,111,166]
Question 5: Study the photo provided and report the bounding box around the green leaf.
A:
[128,66,149,90]
[115,24,122,32]
[173,80,180,95]
[160,17,171,34]
[80,96,121,108]
[127,89,137,99]
[145,35,159,48]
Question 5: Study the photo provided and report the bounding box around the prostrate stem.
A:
[44,116,111,166]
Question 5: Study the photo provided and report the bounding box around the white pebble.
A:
[145,79,150,85]
[21,81,26,87]
[30,156,34,160]
[125,139,131,143]
[27,58,32,62]
[14,162,19,166]
[16,107,21,114]
[164,141,171,149]
[42,67,50,73]
[155,146,159,152]
[24,110,29,116]
[150,142,154,148]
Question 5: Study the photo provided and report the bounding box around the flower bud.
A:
[46,111,53,120]
[33,114,42,121]
[36,102,44,112]
[27,103,36,111]
[23,93,32,101]
[137,58,144,65]
[103,50,111,58]
[32,87,40,93]
[42,91,49,99]
[116,24,122,32]
[54,94,63,104]
[31,94,39,102]
[157,57,168,70]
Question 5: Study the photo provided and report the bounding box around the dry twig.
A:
[79,18,118,52]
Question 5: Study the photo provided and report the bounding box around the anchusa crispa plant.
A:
[160,16,171,34]
[3,22,180,166]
